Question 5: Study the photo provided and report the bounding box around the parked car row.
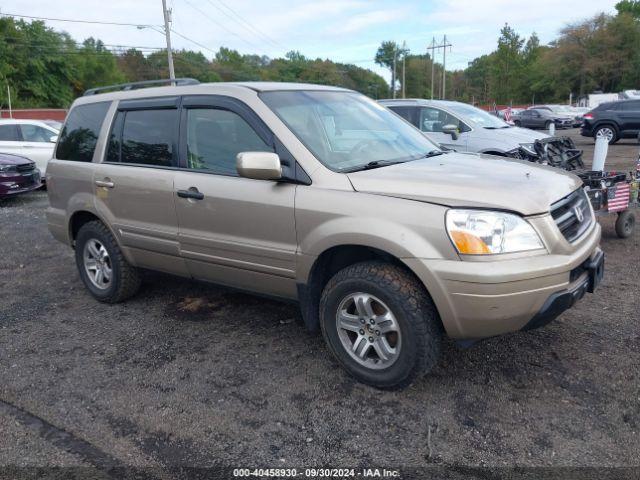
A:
[0,118,60,198]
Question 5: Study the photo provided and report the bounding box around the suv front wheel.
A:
[75,220,141,303]
[594,125,618,144]
[319,261,442,389]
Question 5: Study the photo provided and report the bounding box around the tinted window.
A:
[0,124,20,141]
[186,108,272,175]
[105,111,124,163]
[120,109,177,167]
[20,124,54,142]
[56,102,110,162]
[387,106,418,127]
[621,101,640,111]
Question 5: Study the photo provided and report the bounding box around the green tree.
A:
[616,0,640,18]
[375,41,409,96]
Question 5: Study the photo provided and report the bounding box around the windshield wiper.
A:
[484,126,511,129]
[420,150,445,158]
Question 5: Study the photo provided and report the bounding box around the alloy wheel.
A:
[83,239,112,290]
[335,292,401,370]
[596,127,614,142]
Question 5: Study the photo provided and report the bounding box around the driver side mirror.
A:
[236,152,282,181]
[442,124,459,140]
[49,135,58,143]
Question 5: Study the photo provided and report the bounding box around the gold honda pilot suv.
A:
[46,79,604,388]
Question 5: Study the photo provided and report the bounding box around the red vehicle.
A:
[0,152,41,198]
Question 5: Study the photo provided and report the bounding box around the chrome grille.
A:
[550,188,593,243]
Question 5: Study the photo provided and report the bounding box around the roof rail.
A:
[83,78,200,96]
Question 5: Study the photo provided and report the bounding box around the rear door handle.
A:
[95,179,114,188]
[177,188,204,200]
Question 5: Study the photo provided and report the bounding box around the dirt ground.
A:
[1,129,638,479]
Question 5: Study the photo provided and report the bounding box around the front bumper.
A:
[404,222,602,339]
[0,170,42,197]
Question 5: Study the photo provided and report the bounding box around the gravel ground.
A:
[0,129,639,479]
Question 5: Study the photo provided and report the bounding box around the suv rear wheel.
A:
[75,220,141,303]
[594,125,618,144]
[319,261,442,389]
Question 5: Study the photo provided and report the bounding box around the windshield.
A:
[444,102,509,129]
[260,91,442,172]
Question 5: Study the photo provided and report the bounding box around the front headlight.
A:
[446,209,544,255]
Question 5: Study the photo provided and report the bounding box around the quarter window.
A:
[119,109,177,167]
[56,102,110,162]
[185,108,272,175]
[0,124,20,141]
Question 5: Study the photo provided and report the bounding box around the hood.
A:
[0,153,33,166]
[481,126,549,143]
[347,152,582,216]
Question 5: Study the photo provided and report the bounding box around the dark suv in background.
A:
[581,99,640,144]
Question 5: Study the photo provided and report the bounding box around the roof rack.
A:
[83,78,200,96]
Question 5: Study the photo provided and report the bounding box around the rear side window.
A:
[109,109,177,167]
[0,124,20,141]
[388,106,418,127]
[20,124,54,143]
[621,101,640,111]
[56,102,110,162]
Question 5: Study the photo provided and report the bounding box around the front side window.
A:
[20,124,54,143]
[119,109,177,167]
[418,107,466,133]
[0,124,20,141]
[622,101,640,111]
[56,102,110,162]
[185,108,272,175]
[260,91,441,172]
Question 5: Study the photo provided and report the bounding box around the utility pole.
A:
[392,46,397,99]
[6,84,12,119]
[161,0,176,83]
[428,36,451,99]
[402,41,406,99]
[429,38,435,100]
[441,35,451,99]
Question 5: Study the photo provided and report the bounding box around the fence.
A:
[0,109,67,121]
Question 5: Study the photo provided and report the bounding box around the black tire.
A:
[513,120,521,127]
[319,261,442,389]
[594,124,618,144]
[615,210,635,239]
[75,220,141,303]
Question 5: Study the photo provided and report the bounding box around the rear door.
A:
[94,97,187,276]
[18,123,57,175]
[173,95,298,298]
[619,100,640,134]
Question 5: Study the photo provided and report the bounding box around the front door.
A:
[94,99,187,276]
[417,106,469,151]
[174,96,298,299]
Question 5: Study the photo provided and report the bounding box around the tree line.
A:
[378,1,640,105]
[1,1,639,109]
[0,17,387,109]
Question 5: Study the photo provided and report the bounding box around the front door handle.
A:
[177,188,204,200]
[95,179,114,188]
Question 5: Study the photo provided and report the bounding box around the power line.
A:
[170,29,217,54]
[0,12,158,28]
[204,0,283,50]
[181,0,269,55]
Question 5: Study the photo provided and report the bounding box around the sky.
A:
[0,0,621,80]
